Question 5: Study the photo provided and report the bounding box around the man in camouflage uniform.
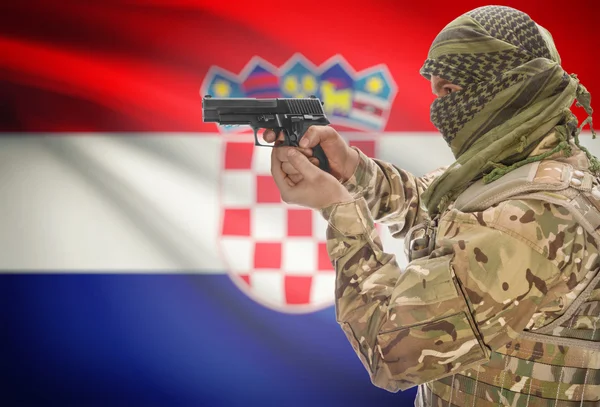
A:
[266,5,600,406]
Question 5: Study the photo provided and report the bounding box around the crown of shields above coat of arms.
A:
[201,53,397,132]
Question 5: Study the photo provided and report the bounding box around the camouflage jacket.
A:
[320,142,600,405]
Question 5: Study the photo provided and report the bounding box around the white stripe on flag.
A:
[0,132,597,273]
[0,134,225,272]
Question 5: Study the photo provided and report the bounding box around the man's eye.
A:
[445,88,453,95]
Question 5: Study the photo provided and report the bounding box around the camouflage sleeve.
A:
[342,146,447,237]
[320,197,579,393]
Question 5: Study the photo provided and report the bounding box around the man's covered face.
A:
[419,6,561,158]
[430,75,462,98]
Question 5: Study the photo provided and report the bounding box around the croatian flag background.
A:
[1,1,599,406]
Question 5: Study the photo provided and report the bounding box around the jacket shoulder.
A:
[443,198,581,268]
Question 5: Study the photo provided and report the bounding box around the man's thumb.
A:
[299,128,322,148]
[287,149,318,178]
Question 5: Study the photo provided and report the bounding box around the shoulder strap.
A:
[453,159,599,241]
[454,160,571,212]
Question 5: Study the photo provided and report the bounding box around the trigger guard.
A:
[252,126,276,148]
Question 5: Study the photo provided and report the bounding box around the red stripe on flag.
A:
[1,2,596,132]
[0,37,200,131]
[349,140,375,158]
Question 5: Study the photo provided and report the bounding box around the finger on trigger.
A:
[263,129,275,142]
[299,127,314,148]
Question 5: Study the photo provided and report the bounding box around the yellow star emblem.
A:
[302,75,317,94]
[283,76,299,94]
[365,77,384,94]
[213,80,231,97]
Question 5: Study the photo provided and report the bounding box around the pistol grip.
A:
[311,144,330,173]
[287,123,331,173]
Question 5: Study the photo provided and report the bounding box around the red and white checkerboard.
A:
[218,136,376,313]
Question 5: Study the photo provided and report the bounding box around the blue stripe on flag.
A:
[0,274,417,406]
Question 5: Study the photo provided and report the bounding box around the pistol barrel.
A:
[202,98,280,123]
[201,96,326,123]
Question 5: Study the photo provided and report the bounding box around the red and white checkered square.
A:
[224,142,254,170]
[256,175,281,203]
[254,242,282,269]
[287,209,312,236]
[222,209,250,236]
[220,138,376,313]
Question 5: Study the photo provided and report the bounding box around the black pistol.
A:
[202,95,331,172]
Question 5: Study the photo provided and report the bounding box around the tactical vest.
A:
[406,158,600,406]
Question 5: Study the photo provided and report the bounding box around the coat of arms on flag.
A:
[201,53,398,132]
[202,55,396,313]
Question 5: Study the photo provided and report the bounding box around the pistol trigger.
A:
[287,124,302,147]
[288,132,298,146]
[252,126,260,147]
[280,128,291,147]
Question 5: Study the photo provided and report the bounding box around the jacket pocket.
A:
[375,255,490,389]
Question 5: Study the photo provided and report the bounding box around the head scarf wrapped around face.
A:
[419,6,597,216]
